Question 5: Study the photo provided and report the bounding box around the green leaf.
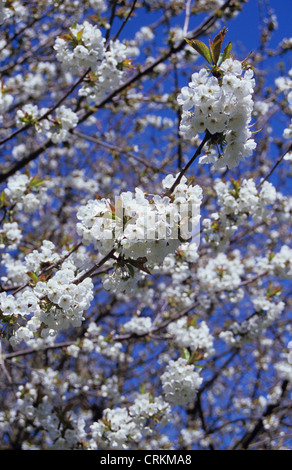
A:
[221,41,232,63]
[209,27,228,65]
[0,190,6,206]
[76,28,84,43]
[183,347,191,362]
[29,177,44,188]
[185,38,212,64]
[26,271,38,284]
[139,384,146,394]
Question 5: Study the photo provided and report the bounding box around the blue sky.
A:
[227,0,292,53]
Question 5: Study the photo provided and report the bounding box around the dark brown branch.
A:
[113,0,138,42]
[73,248,116,284]
[257,142,292,188]
[0,0,235,184]
[232,379,289,450]
[164,131,211,197]
[0,68,90,148]
[78,0,236,124]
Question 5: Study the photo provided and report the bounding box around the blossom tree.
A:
[0,0,291,450]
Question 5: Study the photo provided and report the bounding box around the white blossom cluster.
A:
[54,20,105,73]
[83,322,125,362]
[1,254,30,287]
[270,245,292,279]
[0,221,22,249]
[254,245,292,279]
[90,393,170,449]
[274,67,292,160]
[275,361,292,383]
[25,62,57,98]
[33,260,94,334]
[197,250,244,293]
[180,428,205,448]
[90,407,139,449]
[282,91,292,160]
[215,178,276,218]
[135,26,154,45]
[4,173,48,214]
[0,289,38,321]
[13,368,87,449]
[122,316,152,336]
[16,103,45,129]
[136,114,174,131]
[0,242,94,346]
[0,81,13,122]
[0,0,13,24]
[101,267,144,295]
[275,67,292,93]
[26,240,61,272]
[153,249,198,312]
[194,0,225,12]
[88,0,107,11]
[16,103,78,143]
[48,105,79,143]
[62,169,99,195]
[279,37,292,50]
[161,357,203,406]
[0,0,291,452]
[3,61,57,103]
[287,341,292,365]
[219,294,285,347]
[76,174,202,293]
[159,282,196,311]
[202,178,277,247]
[167,319,214,358]
[54,20,134,105]
[78,38,133,104]
[178,59,256,168]
[56,0,106,13]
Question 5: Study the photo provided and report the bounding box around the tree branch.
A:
[232,379,289,449]
[164,131,211,197]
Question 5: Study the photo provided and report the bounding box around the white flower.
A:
[67,345,80,357]
[197,251,244,292]
[259,181,277,205]
[270,245,292,279]
[0,292,16,316]
[54,21,105,73]
[16,104,39,127]
[55,105,78,130]
[167,319,214,358]
[90,407,141,449]
[123,316,152,335]
[161,357,203,406]
[178,58,256,168]
[77,175,203,293]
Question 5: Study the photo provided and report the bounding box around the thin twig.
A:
[105,0,119,44]
[113,0,138,42]
[0,69,90,148]
[73,130,163,171]
[73,248,116,284]
[164,131,211,197]
[0,0,235,184]
[232,379,289,450]
[0,342,12,384]
[7,243,82,297]
[78,0,235,125]
[257,142,292,188]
